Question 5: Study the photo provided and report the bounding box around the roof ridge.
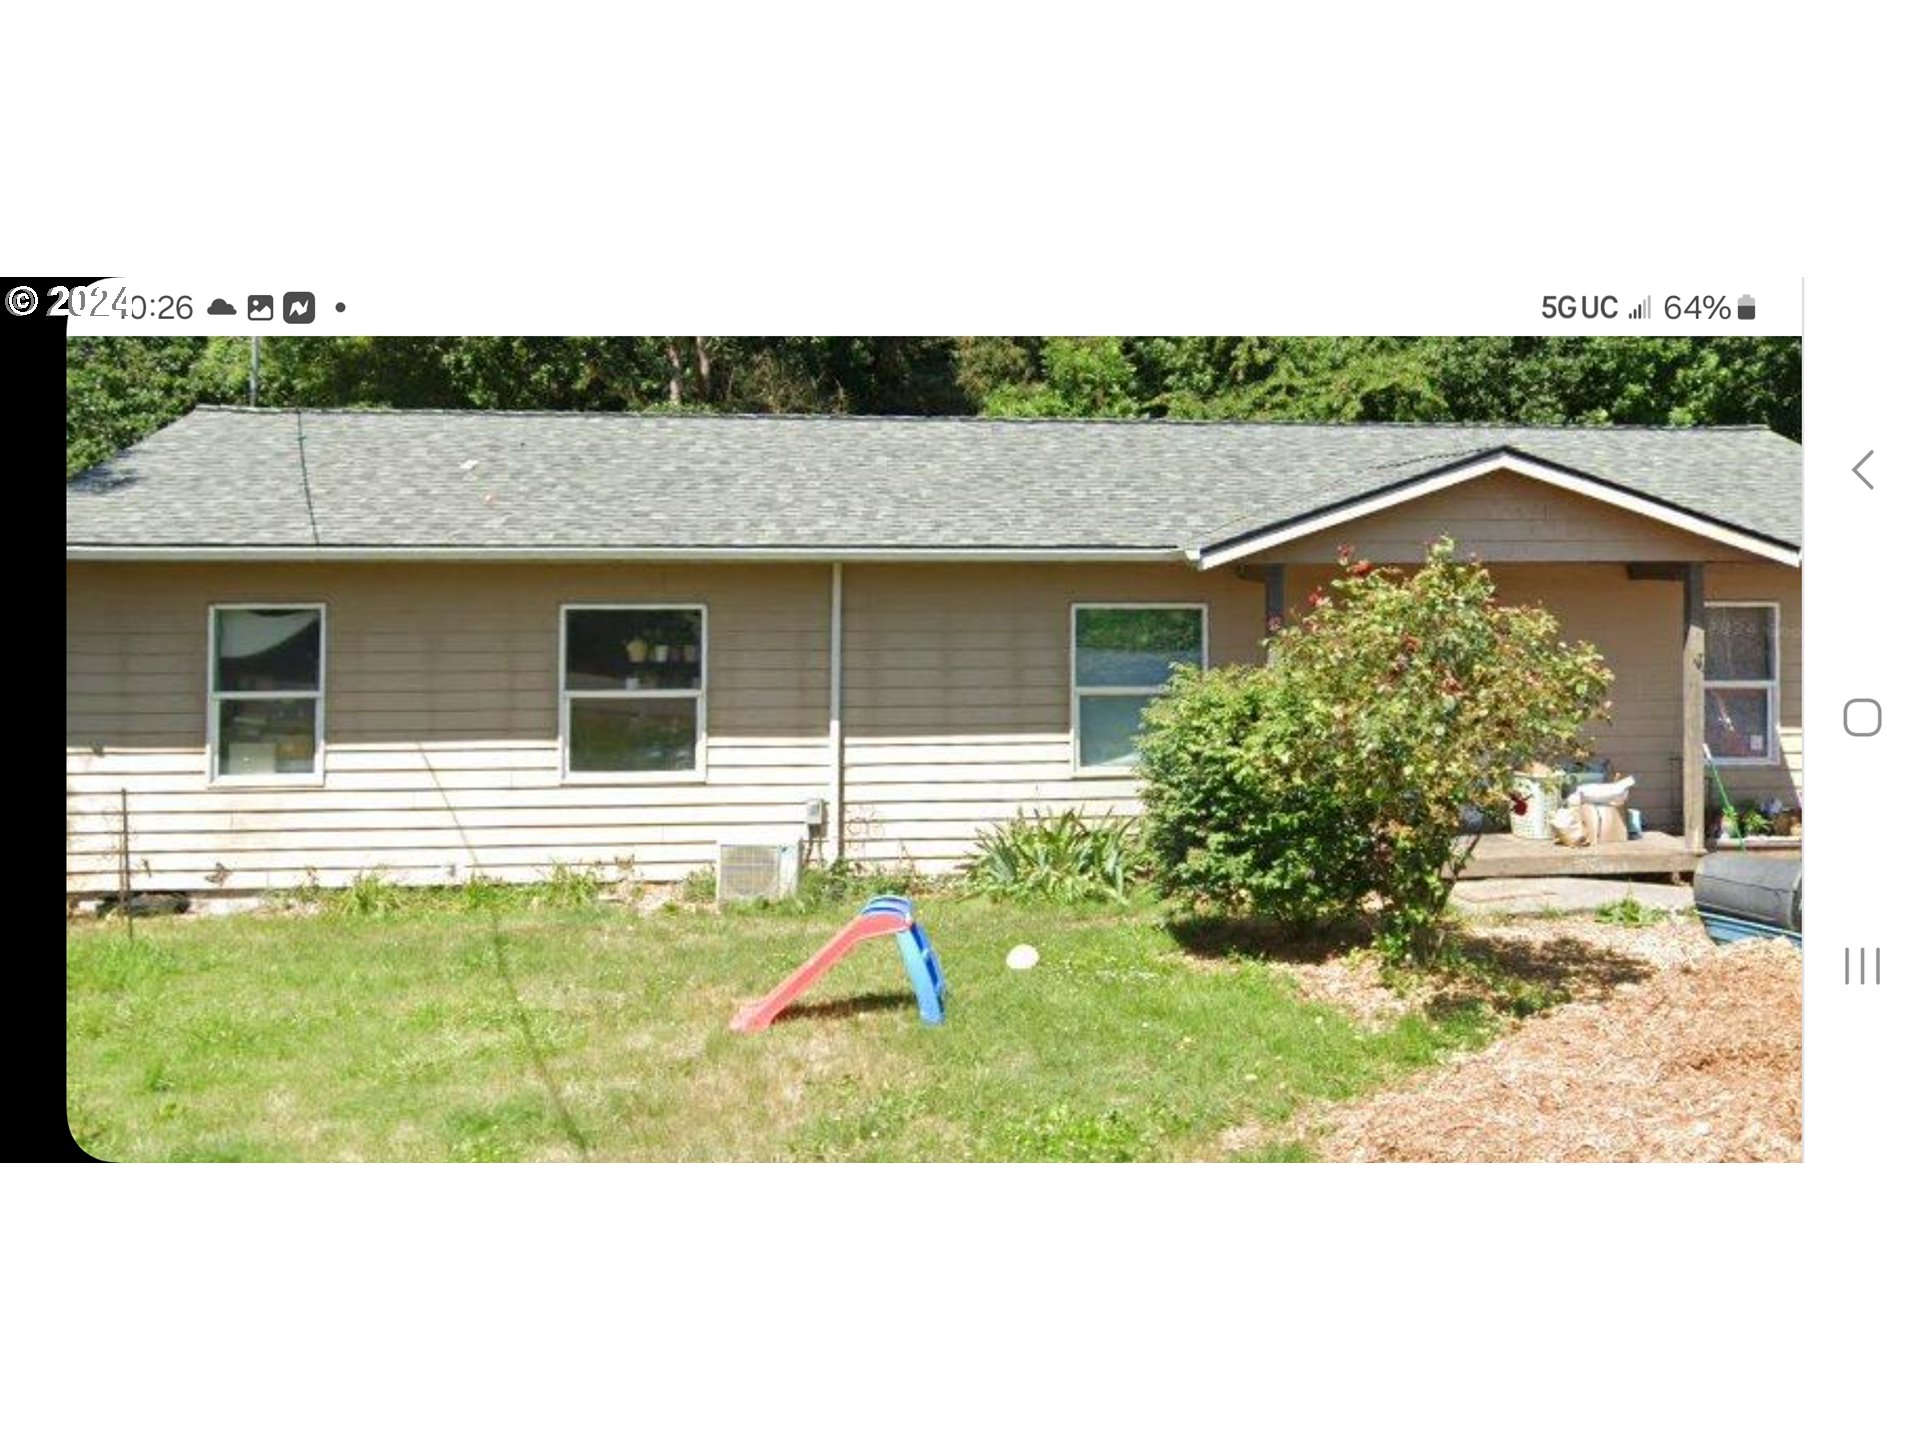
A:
[187,404,1778,432]
[70,410,1803,556]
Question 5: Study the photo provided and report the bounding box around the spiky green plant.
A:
[963,809,1149,903]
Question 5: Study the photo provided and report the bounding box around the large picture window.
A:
[561,605,706,778]
[208,605,325,782]
[1071,604,1207,771]
[1706,601,1780,765]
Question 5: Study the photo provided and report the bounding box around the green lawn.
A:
[66,894,1502,1162]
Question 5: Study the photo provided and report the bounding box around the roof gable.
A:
[1193,449,1801,568]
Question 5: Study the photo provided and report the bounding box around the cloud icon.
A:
[207,297,237,315]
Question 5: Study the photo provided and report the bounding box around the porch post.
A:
[1682,562,1707,853]
[1263,564,1286,663]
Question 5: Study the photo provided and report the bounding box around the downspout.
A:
[829,562,845,864]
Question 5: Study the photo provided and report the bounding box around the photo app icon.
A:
[282,291,316,324]
[246,294,273,321]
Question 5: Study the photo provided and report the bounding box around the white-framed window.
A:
[560,604,707,780]
[1070,603,1208,773]
[1706,601,1781,766]
[207,604,326,784]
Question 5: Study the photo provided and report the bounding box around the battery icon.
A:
[1736,294,1756,320]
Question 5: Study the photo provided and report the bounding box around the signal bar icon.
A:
[1627,295,1652,320]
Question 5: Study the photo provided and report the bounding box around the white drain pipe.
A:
[829,562,845,863]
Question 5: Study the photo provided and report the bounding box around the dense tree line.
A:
[67,335,1801,476]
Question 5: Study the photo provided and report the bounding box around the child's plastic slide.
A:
[729,895,946,1033]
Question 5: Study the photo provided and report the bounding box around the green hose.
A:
[1702,744,1745,851]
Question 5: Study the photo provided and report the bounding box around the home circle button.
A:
[1843,699,1882,737]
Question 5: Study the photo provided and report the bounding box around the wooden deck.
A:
[1456,830,1701,879]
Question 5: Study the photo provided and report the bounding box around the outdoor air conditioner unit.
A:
[714,831,804,904]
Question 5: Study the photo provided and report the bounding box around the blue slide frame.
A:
[863,895,947,1025]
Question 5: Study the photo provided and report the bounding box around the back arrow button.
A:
[1854,450,1875,489]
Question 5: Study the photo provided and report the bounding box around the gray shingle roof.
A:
[65,408,1803,555]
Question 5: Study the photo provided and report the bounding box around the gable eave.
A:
[1190,448,1802,570]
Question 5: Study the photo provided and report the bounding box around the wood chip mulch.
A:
[1311,938,1802,1162]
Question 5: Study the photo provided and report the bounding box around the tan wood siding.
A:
[1248,470,1763,565]
[839,563,1263,866]
[67,543,1801,893]
[68,562,831,891]
[1488,565,1689,828]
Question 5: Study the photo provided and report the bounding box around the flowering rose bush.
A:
[1138,539,1613,961]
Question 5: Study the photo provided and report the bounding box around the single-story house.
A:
[65,409,1802,895]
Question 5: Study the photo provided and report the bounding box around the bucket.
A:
[1509,770,1562,840]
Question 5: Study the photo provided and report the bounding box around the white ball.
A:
[1005,943,1040,971]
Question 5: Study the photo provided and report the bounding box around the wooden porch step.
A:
[1457,830,1701,879]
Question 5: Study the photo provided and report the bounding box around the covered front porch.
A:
[1246,553,1732,867]
[1214,463,1803,882]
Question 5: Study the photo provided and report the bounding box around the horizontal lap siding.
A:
[1256,471,1759,564]
[1491,565,1688,828]
[67,562,831,892]
[67,545,1803,894]
[841,563,1264,867]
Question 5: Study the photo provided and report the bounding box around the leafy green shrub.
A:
[1138,539,1612,962]
[1134,666,1375,929]
[963,809,1148,903]
[336,869,402,917]
[677,866,717,903]
[536,863,602,908]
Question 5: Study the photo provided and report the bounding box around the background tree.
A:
[981,337,1143,417]
[66,335,1800,477]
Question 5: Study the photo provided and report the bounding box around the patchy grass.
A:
[1593,893,1668,928]
[67,895,1524,1163]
